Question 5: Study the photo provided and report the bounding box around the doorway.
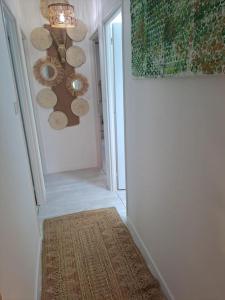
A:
[104,9,126,193]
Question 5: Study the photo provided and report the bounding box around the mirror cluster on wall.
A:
[31,0,90,130]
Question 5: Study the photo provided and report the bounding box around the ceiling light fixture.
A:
[48,3,76,28]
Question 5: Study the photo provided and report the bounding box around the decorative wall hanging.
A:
[30,27,53,51]
[48,111,68,130]
[40,0,68,20]
[71,98,89,117]
[32,1,89,130]
[36,88,57,108]
[131,0,225,78]
[66,19,88,42]
[66,73,89,97]
[66,46,86,67]
[33,56,64,87]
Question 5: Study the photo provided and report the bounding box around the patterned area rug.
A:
[42,208,165,300]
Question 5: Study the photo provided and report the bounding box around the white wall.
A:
[24,0,99,175]
[94,0,225,299]
[0,1,40,299]
[123,1,225,300]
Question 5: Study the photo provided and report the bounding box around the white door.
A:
[2,2,46,205]
[112,22,126,190]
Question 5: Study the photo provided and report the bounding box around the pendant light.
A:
[48,3,76,28]
[48,3,76,63]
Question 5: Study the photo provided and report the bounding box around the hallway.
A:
[38,169,126,222]
[1,0,225,299]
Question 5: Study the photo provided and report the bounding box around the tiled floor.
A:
[38,168,127,224]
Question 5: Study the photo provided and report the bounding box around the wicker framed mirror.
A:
[33,57,64,87]
[66,73,89,97]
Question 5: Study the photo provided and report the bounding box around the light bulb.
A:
[59,13,65,23]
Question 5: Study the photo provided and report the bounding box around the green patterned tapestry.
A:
[131,0,225,77]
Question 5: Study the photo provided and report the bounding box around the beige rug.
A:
[42,208,165,300]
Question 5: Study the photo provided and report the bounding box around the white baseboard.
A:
[126,217,175,300]
[35,236,42,300]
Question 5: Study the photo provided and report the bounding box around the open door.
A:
[112,22,126,190]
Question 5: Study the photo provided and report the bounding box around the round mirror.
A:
[71,79,83,92]
[33,57,64,87]
[40,64,57,81]
[66,73,89,96]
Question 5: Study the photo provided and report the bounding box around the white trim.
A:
[92,1,128,194]
[101,5,125,192]
[89,28,98,42]
[21,33,48,176]
[92,2,123,191]
[102,2,122,25]
[19,30,46,205]
[89,31,103,170]
[127,217,175,300]
[121,2,129,217]
[97,22,114,190]
[20,31,46,205]
[35,236,42,300]
[111,10,126,190]
[95,2,124,191]
[103,14,118,191]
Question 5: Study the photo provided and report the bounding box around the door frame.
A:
[96,4,126,192]
[89,1,126,192]
[111,19,126,190]
[2,1,46,205]
[89,30,103,171]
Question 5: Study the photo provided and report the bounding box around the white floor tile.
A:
[38,168,127,224]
